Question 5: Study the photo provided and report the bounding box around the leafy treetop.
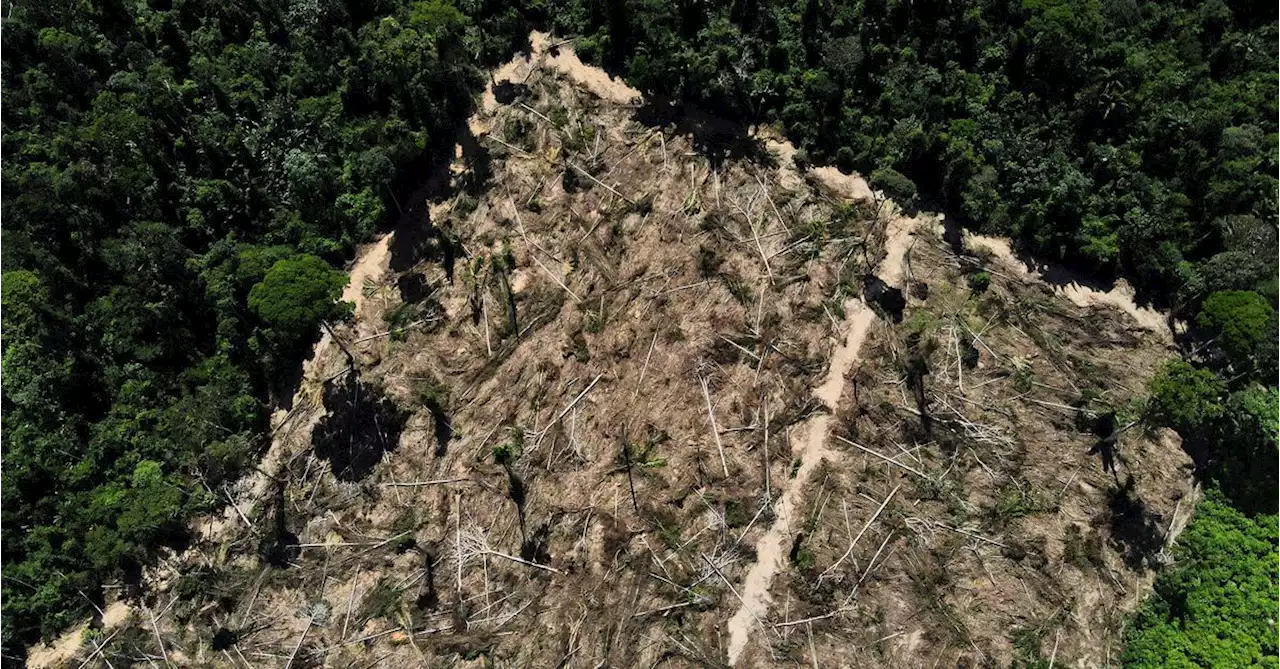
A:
[248,255,352,345]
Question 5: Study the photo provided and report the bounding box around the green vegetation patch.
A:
[1122,492,1279,668]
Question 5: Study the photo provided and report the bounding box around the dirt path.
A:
[725,205,918,664]
[958,227,1170,339]
[26,602,131,669]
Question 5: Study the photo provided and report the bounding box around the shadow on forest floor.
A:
[1103,475,1168,571]
[631,97,776,171]
[312,371,408,481]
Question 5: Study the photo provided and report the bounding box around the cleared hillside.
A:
[32,34,1194,669]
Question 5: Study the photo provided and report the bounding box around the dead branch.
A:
[480,549,562,574]
[341,568,360,641]
[486,134,529,155]
[832,435,928,479]
[282,615,313,669]
[353,319,427,344]
[938,523,1007,549]
[718,334,761,361]
[75,628,122,669]
[223,486,252,528]
[819,485,901,579]
[699,376,730,477]
[518,102,555,126]
[381,478,470,487]
[633,601,694,618]
[773,610,841,628]
[541,374,603,438]
[531,253,582,302]
[631,331,659,402]
[858,531,896,585]
[750,219,774,283]
[569,162,635,204]
[700,554,778,639]
[141,601,171,668]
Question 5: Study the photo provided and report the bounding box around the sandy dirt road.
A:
[724,202,919,664]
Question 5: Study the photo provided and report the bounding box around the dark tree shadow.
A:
[864,275,906,323]
[416,551,440,611]
[397,272,433,303]
[1088,430,1121,484]
[1104,476,1166,571]
[258,478,300,567]
[1175,426,1278,517]
[492,80,529,106]
[211,627,238,651]
[904,332,933,439]
[388,122,484,275]
[940,215,966,255]
[419,391,453,457]
[311,372,408,481]
[520,520,552,564]
[631,97,775,170]
[1078,408,1116,437]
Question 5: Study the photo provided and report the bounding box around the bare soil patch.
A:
[733,224,1193,668]
[53,33,1191,669]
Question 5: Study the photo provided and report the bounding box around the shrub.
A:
[1144,359,1225,435]
[870,167,917,205]
[968,270,991,293]
[1197,290,1276,376]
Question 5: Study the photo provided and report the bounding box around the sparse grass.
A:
[356,577,402,623]
[904,308,940,338]
[993,477,1053,520]
[416,376,450,413]
[793,546,815,571]
[724,499,752,528]
[631,429,670,469]
[696,245,723,278]
[454,193,480,218]
[722,273,754,306]
[1013,359,1036,392]
[493,425,525,465]
[389,509,419,553]
[1063,524,1106,571]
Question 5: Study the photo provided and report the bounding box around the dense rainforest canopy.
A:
[0,0,530,657]
[2,0,1276,662]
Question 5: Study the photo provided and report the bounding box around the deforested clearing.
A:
[732,222,1194,667]
[43,35,1192,669]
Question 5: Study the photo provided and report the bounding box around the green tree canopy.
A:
[1197,290,1277,376]
[1122,491,1279,668]
[870,167,918,206]
[248,255,352,346]
[1213,385,1280,513]
[1145,360,1226,435]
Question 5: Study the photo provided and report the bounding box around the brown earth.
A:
[41,33,1194,669]
[731,225,1194,668]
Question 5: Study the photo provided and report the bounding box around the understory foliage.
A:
[1,0,528,657]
